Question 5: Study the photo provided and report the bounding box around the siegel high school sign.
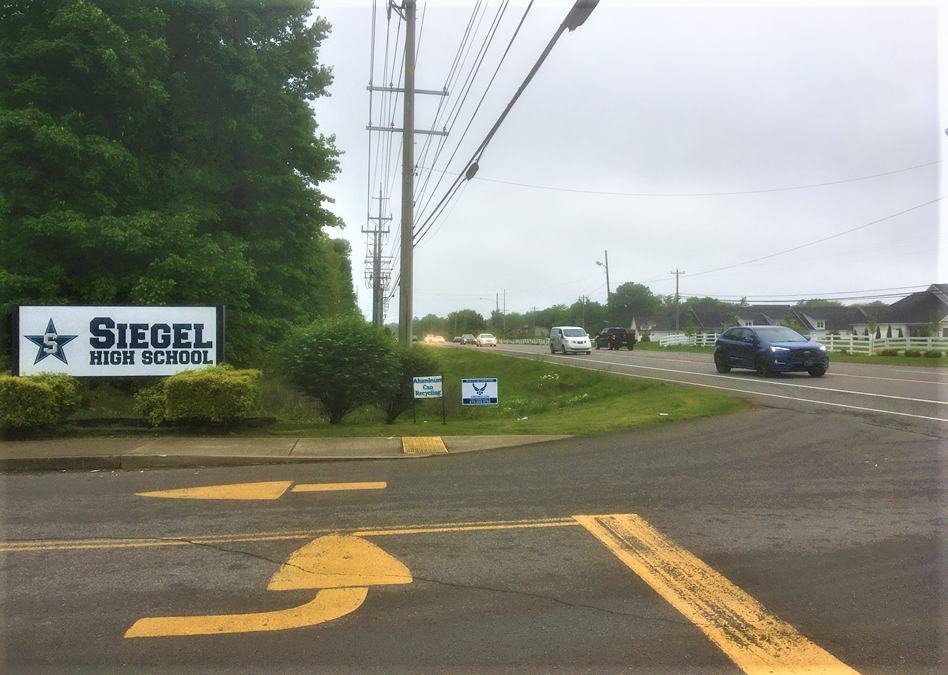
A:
[13,306,225,377]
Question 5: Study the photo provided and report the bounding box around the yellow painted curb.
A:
[402,437,447,454]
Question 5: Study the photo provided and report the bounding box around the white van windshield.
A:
[562,328,586,337]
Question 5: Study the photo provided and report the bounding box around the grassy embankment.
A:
[260,347,747,438]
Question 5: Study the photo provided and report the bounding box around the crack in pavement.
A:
[163,538,690,627]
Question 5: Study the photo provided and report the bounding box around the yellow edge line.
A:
[575,514,861,675]
[1,518,578,552]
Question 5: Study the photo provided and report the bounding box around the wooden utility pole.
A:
[671,268,685,332]
[397,0,415,346]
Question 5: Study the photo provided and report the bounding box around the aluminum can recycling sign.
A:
[413,375,443,399]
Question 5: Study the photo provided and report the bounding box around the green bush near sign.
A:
[383,346,441,424]
[279,315,401,425]
[134,365,262,426]
[0,372,81,430]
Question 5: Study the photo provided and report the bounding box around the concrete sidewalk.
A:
[0,435,571,472]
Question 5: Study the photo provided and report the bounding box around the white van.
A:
[549,326,591,355]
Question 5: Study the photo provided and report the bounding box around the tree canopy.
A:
[0,0,352,366]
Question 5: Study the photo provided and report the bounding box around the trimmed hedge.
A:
[924,349,942,359]
[135,365,262,426]
[0,373,82,429]
[904,349,922,358]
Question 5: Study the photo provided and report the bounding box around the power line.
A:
[419,158,944,198]
[686,197,943,280]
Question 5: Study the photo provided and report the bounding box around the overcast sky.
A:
[308,0,945,324]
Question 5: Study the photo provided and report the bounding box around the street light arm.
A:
[564,0,599,31]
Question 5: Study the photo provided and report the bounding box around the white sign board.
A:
[461,378,498,405]
[413,375,443,399]
[13,305,224,377]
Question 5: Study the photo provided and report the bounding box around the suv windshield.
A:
[562,329,586,337]
[754,327,807,343]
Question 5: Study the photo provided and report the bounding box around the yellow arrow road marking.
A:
[267,535,412,590]
[576,514,861,675]
[137,481,387,500]
[137,481,293,500]
[292,482,386,492]
[125,535,412,638]
[124,587,368,637]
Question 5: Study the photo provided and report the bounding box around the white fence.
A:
[659,333,948,354]
[659,333,718,348]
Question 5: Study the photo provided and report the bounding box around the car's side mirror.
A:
[744,337,755,344]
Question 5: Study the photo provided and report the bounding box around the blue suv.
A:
[714,325,828,377]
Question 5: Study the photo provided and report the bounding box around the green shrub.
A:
[382,344,441,424]
[0,373,81,429]
[134,382,168,426]
[280,314,400,424]
[924,349,943,359]
[134,365,262,426]
[904,349,922,358]
[879,349,900,357]
[0,376,59,428]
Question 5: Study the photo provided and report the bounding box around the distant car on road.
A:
[714,325,828,377]
[434,336,445,343]
[594,327,636,351]
[461,334,476,345]
[475,333,497,347]
[549,326,591,355]
[453,336,463,343]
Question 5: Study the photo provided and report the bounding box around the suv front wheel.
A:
[755,355,774,377]
[714,352,730,373]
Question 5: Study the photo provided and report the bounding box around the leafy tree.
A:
[867,315,878,337]
[683,313,697,336]
[535,304,570,330]
[414,314,446,338]
[0,0,347,366]
[610,282,661,327]
[725,312,741,329]
[779,312,804,333]
[930,309,942,338]
[382,345,440,424]
[280,314,399,424]
[795,299,843,308]
[445,309,485,337]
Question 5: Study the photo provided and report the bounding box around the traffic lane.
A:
[497,344,948,426]
[2,522,737,673]
[2,410,944,671]
[501,342,948,394]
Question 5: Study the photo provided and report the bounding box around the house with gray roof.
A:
[854,284,948,338]
[630,316,677,341]
[791,306,868,340]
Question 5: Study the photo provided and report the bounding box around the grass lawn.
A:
[260,347,747,438]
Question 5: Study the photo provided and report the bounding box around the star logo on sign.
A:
[25,319,78,365]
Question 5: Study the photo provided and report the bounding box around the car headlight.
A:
[819,345,827,352]
[769,346,789,352]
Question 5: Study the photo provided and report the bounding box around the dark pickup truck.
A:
[594,327,636,351]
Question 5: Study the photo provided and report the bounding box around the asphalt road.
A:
[494,343,948,427]
[1,348,946,674]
